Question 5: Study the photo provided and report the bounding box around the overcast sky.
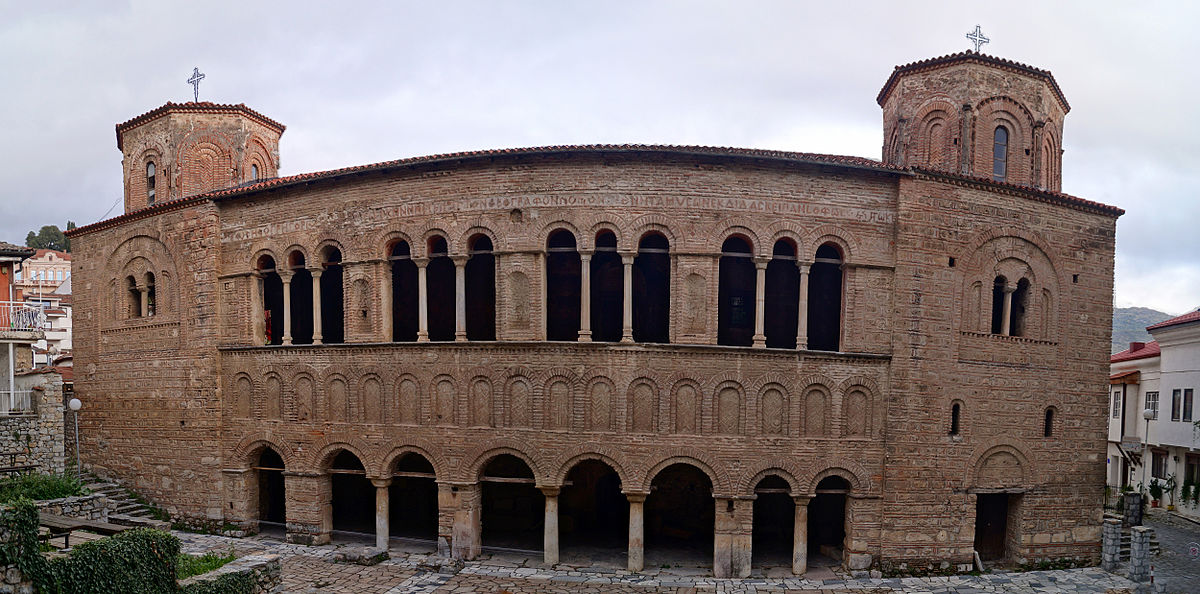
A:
[1,1,1195,314]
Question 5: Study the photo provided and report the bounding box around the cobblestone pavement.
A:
[175,532,1141,593]
[1143,510,1200,594]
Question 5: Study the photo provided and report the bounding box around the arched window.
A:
[146,161,156,205]
[426,236,454,341]
[717,236,755,346]
[950,402,961,436]
[546,230,581,341]
[320,246,344,344]
[144,272,156,316]
[465,234,495,341]
[633,233,670,343]
[257,256,283,345]
[1011,278,1030,337]
[251,163,259,180]
[1043,407,1055,437]
[764,239,799,349]
[591,231,622,342]
[389,241,418,341]
[288,252,313,344]
[990,276,1007,335]
[807,243,843,351]
[992,126,1008,182]
[126,275,140,318]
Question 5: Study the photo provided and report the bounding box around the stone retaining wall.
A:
[35,492,108,521]
[0,371,66,475]
[178,553,281,593]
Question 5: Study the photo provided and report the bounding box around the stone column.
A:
[283,471,328,545]
[280,271,293,345]
[712,497,735,578]
[251,273,265,343]
[445,483,481,560]
[453,256,468,341]
[372,478,391,550]
[1129,525,1151,583]
[796,263,810,349]
[626,492,647,572]
[1000,284,1015,336]
[793,496,810,575]
[578,251,592,341]
[752,257,768,348]
[414,258,429,342]
[310,268,324,344]
[621,252,635,343]
[541,486,560,565]
[138,286,149,317]
[1101,518,1121,572]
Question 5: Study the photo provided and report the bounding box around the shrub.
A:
[48,528,181,594]
[0,473,87,504]
[177,550,237,580]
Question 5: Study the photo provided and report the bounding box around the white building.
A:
[1108,309,1200,519]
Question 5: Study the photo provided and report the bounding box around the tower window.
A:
[950,402,961,436]
[992,126,1008,182]
[1043,407,1055,437]
[251,164,259,180]
[146,161,156,204]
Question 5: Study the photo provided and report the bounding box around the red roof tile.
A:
[0,241,34,258]
[877,50,1069,113]
[1111,341,1161,363]
[32,249,71,260]
[115,101,285,150]
[911,167,1123,217]
[1147,310,1200,332]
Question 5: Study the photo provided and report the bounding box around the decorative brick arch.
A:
[418,228,452,258]
[795,373,837,393]
[806,225,857,261]
[460,441,547,484]
[460,225,500,254]
[966,439,1035,490]
[314,239,347,264]
[712,224,762,256]
[911,97,960,170]
[377,230,416,257]
[308,437,379,477]
[231,434,300,470]
[639,451,731,496]
[105,234,180,322]
[282,244,309,269]
[737,461,806,497]
[959,227,1064,338]
[537,220,583,249]
[627,213,678,246]
[250,247,279,271]
[550,445,633,488]
[763,222,805,256]
[837,375,880,397]
[748,371,797,396]
[799,459,873,496]
[376,442,449,480]
[585,220,627,250]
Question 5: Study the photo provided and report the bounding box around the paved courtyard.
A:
[1142,510,1200,594]
[176,532,1144,593]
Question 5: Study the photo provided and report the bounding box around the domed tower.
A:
[115,102,285,213]
[877,51,1068,191]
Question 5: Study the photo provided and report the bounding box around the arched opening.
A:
[427,236,455,341]
[465,235,496,341]
[559,459,627,564]
[390,241,418,341]
[990,276,1007,334]
[254,447,285,535]
[974,493,1022,561]
[480,454,543,551]
[591,230,622,342]
[992,125,1009,182]
[752,475,794,571]
[1011,278,1030,337]
[146,161,156,204]
[950,402,962,436]
[765,240,799,349]
[645,463,714,569]
[546,230,581,341]
[718,236,755,346]
[389,453,438,544]
[126,276,140,318]
[288,252,314,344]
[328,450,375,538]
[258,256,283,345]
[320,246,344,343]
[633,233,670,343]
[144,272,156,316]
[1043,408,1055,437]
[808,475,849,568]
[807,243,843,351]
[250,163,259,180]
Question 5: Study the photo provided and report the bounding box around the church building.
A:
[68,50,1120,576]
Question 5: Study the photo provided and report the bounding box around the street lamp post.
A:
[1142,408,1154,514]
[68,398,81,479]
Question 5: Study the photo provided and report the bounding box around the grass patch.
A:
[0,473,87,503]
[176,550,237,580]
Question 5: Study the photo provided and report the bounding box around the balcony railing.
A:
[0,302,46,331]
[0,390,33,415]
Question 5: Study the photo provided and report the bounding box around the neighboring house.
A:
[1108,310,1200,519]
[14,249,71,297]
[30,278,72,366]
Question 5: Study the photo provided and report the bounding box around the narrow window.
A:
[1011,278,1030,337]
[426,236,455,341]
[320,246,344,344]
[717,236,755,346]
[1172,389,1182,421]
[465,234,495,341]
[992,126,1008,182]
[950,402,961,436]
[390,241,418,341]
[808,243,843,351]
[288,252,314,344]
[1111,390,1121,419]
[144,272,156,316]
[251,163,259,180]
[1185,388,1194,423]
[126,275,140,318]
[633,232,670,343]
[1043,408,1054,437]
[990,276,1007,334]
[257,256,284,345]
[590,231,622,342]
[764,239,799,349]
[1144,391,1159,420]
[146,161,156,205]
[545,230,581,341]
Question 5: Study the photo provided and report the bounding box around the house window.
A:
[1151,450,1167,479]
[1186,454,1200,484]
[1172,389,1182,421]
[147,161,156,204]
[1185,388,1194,422]
[992,126,1008,182]
[1111,390,1121,418]
[1145,391,1159,420]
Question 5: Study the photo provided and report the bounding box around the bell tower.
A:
[877,51,1069,191]
[115,102,285,213]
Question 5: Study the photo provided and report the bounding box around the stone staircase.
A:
[84,476,171,529]
[1117,526,1161,561]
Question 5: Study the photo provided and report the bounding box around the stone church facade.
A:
[69,51,1120,576]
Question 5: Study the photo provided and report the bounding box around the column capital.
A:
[623,491,649,503]
[371,477,393,488]
[792,495,812,505]
[308,266,323,277]
[279,270,294,282]
[619,251,636,265]
[753,255,771,268]
[578,248,594,258]
[797,262,812,274]
[450,255,469,266]
[412,257,430,268]
[538,486,561,497]
[1003,284,1017,294]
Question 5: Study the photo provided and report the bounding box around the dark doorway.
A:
[465,235,496,341]
[481,454,543,551]
[974,493,1010,561]
[390,241,418,341]
[765,240,799,349]
[258,256,284,345]
[256,448,286,528]
[427,236,455,341]
[718,237,755,346]
[320,247,344,343]
[329,450,375,537]
[389,453,438,542]
[546,230,581,341]
[808,476,848,561]
[560,460,627,559]
[633,233,670,343]
[591,231,622,342]
[646,463,714,566]
[288,252,314,344]
[752,475,794,569]
[807,243,842,351]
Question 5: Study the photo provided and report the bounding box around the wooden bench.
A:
[0,453,35,477]
[38,511,130,549]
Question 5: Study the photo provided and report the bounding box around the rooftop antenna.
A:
[966,25,990,53]
[187,67,206,102]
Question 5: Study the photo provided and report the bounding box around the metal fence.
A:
[0,301,46,331]
[0,390,33,415]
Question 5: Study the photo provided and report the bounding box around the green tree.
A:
[24,222,73,252]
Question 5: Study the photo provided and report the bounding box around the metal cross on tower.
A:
[187,67,206,102]
[966,25,990,53]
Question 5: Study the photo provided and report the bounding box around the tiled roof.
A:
[910,167,1124,217]
[32,249,71,260]
[1111,341,1161,363]
[0,241,34,258]
[877,50,1069,113]
[115,101,286,150]
[1147,309,1200,332]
